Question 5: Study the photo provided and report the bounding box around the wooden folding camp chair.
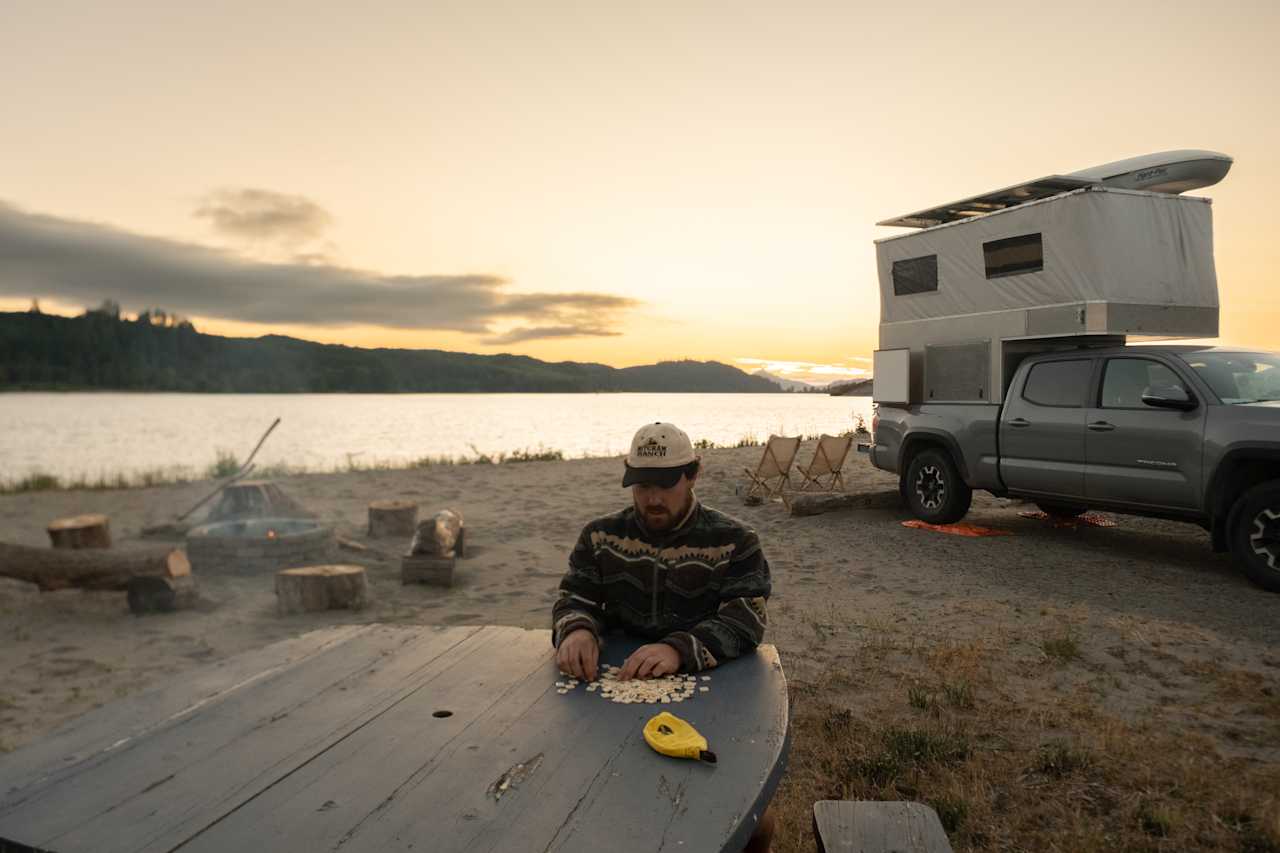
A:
[742,435,801,509]
[796,433,854,493]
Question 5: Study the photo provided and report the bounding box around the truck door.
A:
[1084,356,1207,510]
[999,357,1093,499]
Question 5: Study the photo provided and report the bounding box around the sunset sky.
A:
[2,0,1277,384]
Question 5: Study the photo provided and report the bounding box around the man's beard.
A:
[638,494,693,532]
[643,507,673,530]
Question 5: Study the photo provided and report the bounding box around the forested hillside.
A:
[0,308,782,393]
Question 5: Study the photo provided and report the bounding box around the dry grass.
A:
[769,638,1280,853]
[1183,661,1280,713]
[0,444,575,494]
[0,467,199,494]
[1040,633,1082,664]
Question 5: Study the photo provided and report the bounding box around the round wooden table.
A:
[0,625,790,853]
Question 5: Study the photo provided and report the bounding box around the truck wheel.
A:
[903,448,972,524]
[1036,502,1087,517]
[1230,481,1280,593]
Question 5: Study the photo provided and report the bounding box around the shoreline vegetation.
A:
[2,428,868,495]
[2,427,870,494]
[7,398,872,494]
[2,446,581,495]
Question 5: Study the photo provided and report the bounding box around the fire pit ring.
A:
[186,517,334,575]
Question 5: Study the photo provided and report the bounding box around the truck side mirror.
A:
[1141,384,1197,411]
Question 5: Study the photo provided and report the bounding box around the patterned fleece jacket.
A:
[551,499,771,672]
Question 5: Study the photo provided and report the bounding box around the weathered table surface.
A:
[0,625,789,853]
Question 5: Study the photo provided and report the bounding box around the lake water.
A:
[1,393,874,481]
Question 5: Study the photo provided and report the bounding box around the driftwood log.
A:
[789,490,902,517]
[336,536,387,558]
[140,521,192,541]
[47,514,112,549]
[0,541,190,592]
[275,565,367,615]
[368,500,419,538]
[127,574,198,615]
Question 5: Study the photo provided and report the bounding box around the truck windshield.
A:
[1177,352,1280,404]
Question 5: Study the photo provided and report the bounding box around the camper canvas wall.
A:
[876,188,1218,325]
[873,187,1219,405]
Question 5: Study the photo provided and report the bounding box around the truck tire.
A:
[903,448,972,525]
[1036,502,1087,517]
[1230,480,1280,593]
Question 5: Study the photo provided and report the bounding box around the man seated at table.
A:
[552,421,776,853]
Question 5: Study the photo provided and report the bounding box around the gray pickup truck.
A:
[870,345,1280,591]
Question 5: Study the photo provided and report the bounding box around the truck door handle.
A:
[1088,421,1116,432]
[1008,418,1031,428]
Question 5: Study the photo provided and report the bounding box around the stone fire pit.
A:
[186,517,333,575]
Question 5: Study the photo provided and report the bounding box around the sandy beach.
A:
[3,443,1278,851]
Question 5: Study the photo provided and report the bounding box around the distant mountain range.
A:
[827,378,873,396]
[0,309,785,393]
[751,368,875,395]
[750,369,814,391]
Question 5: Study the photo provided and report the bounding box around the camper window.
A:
[984,233,1043,279]
[892,255,938,295]
[1022,359,1092,408]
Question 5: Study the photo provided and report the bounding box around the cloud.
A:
[0,201,638,341]
[485,325,624,345]
[194,188,333,245]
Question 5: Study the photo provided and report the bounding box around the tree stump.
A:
[127,574,198,615]
[368,500,419,538]
[47,514,112,549]
[275,565,368,615]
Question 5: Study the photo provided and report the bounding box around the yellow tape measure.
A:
[643,712,717,763]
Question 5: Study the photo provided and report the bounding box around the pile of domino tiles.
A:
[555,664,711,704]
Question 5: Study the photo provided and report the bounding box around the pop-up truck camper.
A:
[872,150,1230,406]
[867,151,1280,592]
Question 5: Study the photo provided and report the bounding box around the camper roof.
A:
[876,176,1093,229]
[879,149,1233,229]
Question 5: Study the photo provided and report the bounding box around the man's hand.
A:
[618,643,681,680]
[556,628,599,681]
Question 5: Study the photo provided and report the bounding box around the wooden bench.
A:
[812,801,953,852]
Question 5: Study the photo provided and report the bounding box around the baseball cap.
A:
[622,422,697,488]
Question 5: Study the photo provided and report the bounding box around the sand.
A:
[3,441,1278,769]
